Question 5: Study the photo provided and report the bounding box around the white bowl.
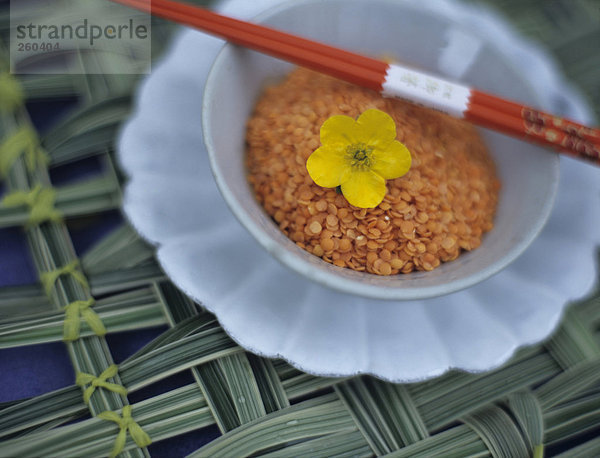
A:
[203,0,559,300]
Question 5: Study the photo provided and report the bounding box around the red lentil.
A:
[246,68,500,275]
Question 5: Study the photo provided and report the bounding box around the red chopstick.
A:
[113,0,387,90]
[465,104,599,162]
[470,90,600,145]
[112,0,600,165]
[467,90,600,160]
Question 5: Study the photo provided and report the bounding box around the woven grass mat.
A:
[1,0,599,456]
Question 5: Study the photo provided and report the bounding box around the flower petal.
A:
[355,109,397,149]
[320,115,357,146]
[371,140,412,179]
[306,145,347,188]
[340,169,386,208]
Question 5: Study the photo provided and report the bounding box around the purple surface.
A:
[0,226,37,287]
[0,342,73,401]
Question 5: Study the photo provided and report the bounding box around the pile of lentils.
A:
[246,68,500,275]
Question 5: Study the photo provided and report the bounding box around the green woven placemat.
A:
[1,1,599,457]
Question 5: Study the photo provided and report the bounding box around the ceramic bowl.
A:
[202,0,559,300]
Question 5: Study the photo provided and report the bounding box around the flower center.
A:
[346,143,373,169]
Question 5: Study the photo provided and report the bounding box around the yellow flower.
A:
[306,109,411,208]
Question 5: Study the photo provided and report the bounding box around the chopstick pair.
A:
[112,0,600,165]
[466,92,600,162]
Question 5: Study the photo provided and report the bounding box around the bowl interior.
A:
[203,0,559,300]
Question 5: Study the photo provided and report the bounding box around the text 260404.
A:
[16,42,60,52]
